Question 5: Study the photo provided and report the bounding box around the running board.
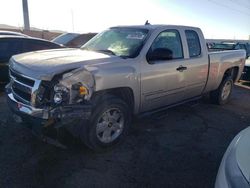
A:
[138,96,202,119]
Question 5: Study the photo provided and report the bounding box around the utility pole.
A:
[22,0,30,30]
[71,9,75,32]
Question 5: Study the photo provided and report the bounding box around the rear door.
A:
[180,30,209,99]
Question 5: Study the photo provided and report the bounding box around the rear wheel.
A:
[210,77,233,105]
[81,95,131,151]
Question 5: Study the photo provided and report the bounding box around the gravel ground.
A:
[0,83,250,188]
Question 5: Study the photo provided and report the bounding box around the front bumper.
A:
[5,86,92,143]
[6,91,92,121]
[7,92,49,119]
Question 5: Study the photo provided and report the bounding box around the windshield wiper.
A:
[81,47,90,50]
[81,48,128,58]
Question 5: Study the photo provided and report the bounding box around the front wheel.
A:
[210,77,233,105]
[81,95,131,151]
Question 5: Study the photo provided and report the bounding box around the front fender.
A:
[92,65,140,113]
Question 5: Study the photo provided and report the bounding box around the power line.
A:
[228,0,250,10]
[208,0,250,16]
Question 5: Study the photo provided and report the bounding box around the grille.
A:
[9,68,40,105]
[10,69,35,86]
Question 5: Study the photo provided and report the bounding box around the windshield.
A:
[81,28,149,58]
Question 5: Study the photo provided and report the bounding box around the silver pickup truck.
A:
[5,25,246,150]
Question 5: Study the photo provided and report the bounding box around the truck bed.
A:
[204,50,246,93]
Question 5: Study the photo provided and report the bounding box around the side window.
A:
[0,38,22,62]
[22,40,59,53]
[185,30,201,58]
[41,41,61,49]
[150,30,183,60]
[22,40,44,52]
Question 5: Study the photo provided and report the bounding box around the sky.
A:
[0,0,249,40]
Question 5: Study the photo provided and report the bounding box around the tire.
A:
[81,95,131,151]
[210,76,233,105]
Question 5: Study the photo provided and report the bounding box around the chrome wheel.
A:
[221,81,232,101]
[96,108,124,144]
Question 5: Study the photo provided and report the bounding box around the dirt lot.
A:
[0,84,250,188]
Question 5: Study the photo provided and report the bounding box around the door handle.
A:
[176,65,187,72]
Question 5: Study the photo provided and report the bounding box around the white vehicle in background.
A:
[215,126,250,188]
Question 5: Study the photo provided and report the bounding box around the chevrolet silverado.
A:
[5,25,246,151]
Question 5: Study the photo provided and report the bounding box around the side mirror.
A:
[147,48,173,62]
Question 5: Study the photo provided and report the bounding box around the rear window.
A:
[212,43,235,50]
[185,30,201,58]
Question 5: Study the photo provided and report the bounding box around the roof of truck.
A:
[110,24,200,31]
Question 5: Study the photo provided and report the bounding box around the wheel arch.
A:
[212,66,240,91]
[223,66,239,83]
[91,87,135,114]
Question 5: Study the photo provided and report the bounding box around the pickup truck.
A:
[5,25,246,151]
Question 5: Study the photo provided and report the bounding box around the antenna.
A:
[145,20,150,25]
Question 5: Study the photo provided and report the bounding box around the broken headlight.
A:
[53,84,70,104]
[54,68,94,104]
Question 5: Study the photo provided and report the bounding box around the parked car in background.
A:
[211,42,250,58]
[206,42,215,49]
[215,126,250,188]
[0,36,62,86]
[229,42,250,58]
[52,32,97,48]
[5,24,246,151]
[246,43,250,56]
[241,58,250,81]
[0,30,29,37]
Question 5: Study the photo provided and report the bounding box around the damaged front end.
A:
[6,67,95,147]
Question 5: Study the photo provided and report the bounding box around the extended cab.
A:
[5,25,246,150]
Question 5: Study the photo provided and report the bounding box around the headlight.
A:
[71,82,90,103]
[59,68,94,103]
[54,84,68,92]
[53,84,69,104]
[54,92,63,104]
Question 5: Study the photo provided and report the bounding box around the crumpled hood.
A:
[10,48,121,80]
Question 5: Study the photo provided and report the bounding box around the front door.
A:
[140,29,187,112]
